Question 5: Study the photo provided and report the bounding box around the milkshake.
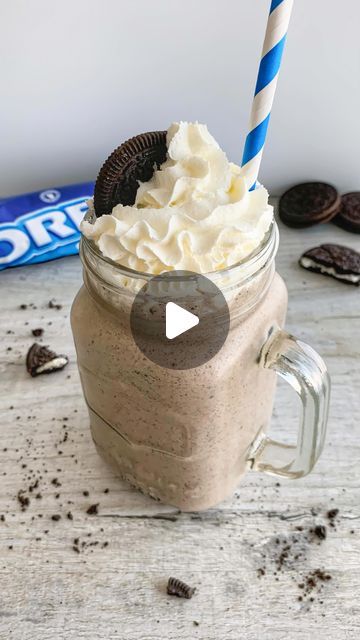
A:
[71,122,328,510]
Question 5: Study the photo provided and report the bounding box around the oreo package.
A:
[0,182,94,270]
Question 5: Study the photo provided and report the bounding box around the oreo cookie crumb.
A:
[314,525,327,540]
[67,512,73,520]
[83,490,89,497]
[32,328,44,337]
[48,300,62,310]
[86,504,99,515]
[167,577,196,599]
[17,490,30,511]
[298,569,332,598]
[256,515,335,603]
[51,514,61,522]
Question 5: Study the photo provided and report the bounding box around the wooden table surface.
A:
[0,211,359,640]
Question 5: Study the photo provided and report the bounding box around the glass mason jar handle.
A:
[248,327,330,479]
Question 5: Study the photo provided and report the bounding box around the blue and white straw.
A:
[241,0,294,189]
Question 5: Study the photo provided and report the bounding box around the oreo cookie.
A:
[332,192,360,234]
[279,182,340,228]
[26,343,69,376]
[94,131,167,217]
[299,244,360,286]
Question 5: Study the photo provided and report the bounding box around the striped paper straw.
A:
[241,0,294,189]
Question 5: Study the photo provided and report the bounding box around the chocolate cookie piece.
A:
[332,192,360,234]
[93,131,167,217]
[279,182,340,228]
[26,343,69,376]
[299,244,360,285]
[167,577,196,599]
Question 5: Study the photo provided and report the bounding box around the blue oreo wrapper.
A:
[0,182,94,270]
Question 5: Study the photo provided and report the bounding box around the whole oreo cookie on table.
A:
[332,192,360,234]
[93,131,167,217]
[279,182,340,228]
[299,244,360,286]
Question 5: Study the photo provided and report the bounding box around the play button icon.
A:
[165,302,199,340]
[130,270,230,370]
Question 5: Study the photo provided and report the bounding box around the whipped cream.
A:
[82,122,273,274]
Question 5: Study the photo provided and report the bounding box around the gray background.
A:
[1,0,359,197]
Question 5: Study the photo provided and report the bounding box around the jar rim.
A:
[81,211,278,288]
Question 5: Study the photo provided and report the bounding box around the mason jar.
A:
[71,218,330,511]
